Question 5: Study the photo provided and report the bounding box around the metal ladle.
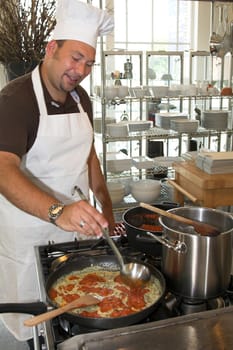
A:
[102,227,151,287]
[74,186,151,286]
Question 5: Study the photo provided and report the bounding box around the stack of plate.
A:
[99,152,132,173]
[94,117,116,134]
[155,113,188,129]
[202,110,228,131]
[106,123,128,137]
[195,151,233,174]
[170,119,199,133]
[107,182,126,204]
[132,156,154,169]
[127,120,152,132]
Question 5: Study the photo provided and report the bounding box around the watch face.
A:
[49,204,64,219]
[52,206,63,215]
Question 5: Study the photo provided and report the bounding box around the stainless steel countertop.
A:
[57,306,233,350]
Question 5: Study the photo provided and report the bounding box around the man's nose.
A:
[75,61,87,76]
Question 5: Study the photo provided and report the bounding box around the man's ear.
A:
[45,40,58,56]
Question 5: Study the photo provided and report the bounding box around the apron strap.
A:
[31,66,48,117]
[70,90,86,114]
[32,67,85,115]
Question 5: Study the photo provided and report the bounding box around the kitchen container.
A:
[158,206,233,299]
[130,179,161,203]
[122,202,179,255]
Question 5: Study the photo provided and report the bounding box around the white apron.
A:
[0,66,93,340]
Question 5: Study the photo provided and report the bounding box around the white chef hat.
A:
[53,0,114,49]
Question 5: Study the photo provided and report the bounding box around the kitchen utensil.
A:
[122,202,179,256]
[140,202,219,236]
[157,206,233,299]
[167,179,199,204]
[24,295,101,327]
[76,186,151,287]
[102,227,151,287]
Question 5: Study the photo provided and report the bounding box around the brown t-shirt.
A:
[0,70,93,158]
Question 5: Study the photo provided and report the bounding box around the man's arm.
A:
[0,150,107,236]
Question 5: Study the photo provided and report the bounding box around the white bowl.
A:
[130,179,161,203]
[118,86,129,99]
[107,181,125,193]
[104,86,119,100]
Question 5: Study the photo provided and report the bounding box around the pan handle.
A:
[145,232,187,254]
[0,302,47,316]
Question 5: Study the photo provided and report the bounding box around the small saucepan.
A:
[122,202,179,255]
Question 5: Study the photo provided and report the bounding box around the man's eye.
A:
[72,56,81,62]
[86,62,94,68]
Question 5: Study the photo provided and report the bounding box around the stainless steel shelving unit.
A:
[91,49,233,214]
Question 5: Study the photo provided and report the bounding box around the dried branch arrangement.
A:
[0,0,56,65]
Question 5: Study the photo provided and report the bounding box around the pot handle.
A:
[146,231,187,254]
[0,302,47,315]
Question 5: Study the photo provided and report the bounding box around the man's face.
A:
[45,40,96,93]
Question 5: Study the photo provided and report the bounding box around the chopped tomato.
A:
[127,293,146,309]
[115,285,130,294]
[78,285,112,296]
[49,288,58,300]
[63,284,75,292]
[63,294,80,304]
[114,274,127,285]
[79,273,106,285]
[80,310,99,318]
[99,296,125,313]
[68,275,79,280]
[110,308,134,317]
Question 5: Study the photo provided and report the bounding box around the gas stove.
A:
[34,230,233,350]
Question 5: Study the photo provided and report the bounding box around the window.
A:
[110,0,191,52]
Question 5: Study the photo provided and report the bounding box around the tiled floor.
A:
[0,318,28,350]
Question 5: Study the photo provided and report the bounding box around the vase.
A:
[6,60,38,81]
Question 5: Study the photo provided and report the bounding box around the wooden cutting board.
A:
[172,161,233,208]
[173,161,233,189]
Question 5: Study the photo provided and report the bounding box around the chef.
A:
[0,0,114,345]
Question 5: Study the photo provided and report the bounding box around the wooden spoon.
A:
[140,202,220,236]
[24,295,101,327]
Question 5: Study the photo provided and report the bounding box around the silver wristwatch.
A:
[48,203,65,225]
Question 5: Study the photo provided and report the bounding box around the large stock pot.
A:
[157,207,233,299]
